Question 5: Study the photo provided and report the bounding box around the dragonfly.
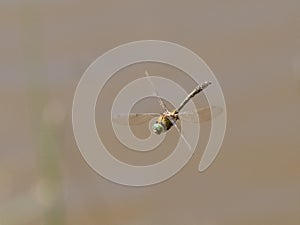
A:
[112,71,221,148]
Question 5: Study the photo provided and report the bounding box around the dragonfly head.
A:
[152,123,164,135]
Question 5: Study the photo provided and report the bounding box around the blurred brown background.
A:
[1,1,299,225]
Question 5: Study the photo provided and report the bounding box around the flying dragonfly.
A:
[112,71,221,149]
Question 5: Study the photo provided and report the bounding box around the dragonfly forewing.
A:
[179,106,223,123]
[112,113,161,125]
[145,70,169,113]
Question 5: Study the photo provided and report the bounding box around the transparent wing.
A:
[112,113,160,125]
[166,116,192,151]
[179,106,223,123]
[145,70,169,113]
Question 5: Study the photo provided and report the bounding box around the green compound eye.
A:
[152,123,164,135]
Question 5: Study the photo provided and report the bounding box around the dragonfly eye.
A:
[152,123,164,135]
